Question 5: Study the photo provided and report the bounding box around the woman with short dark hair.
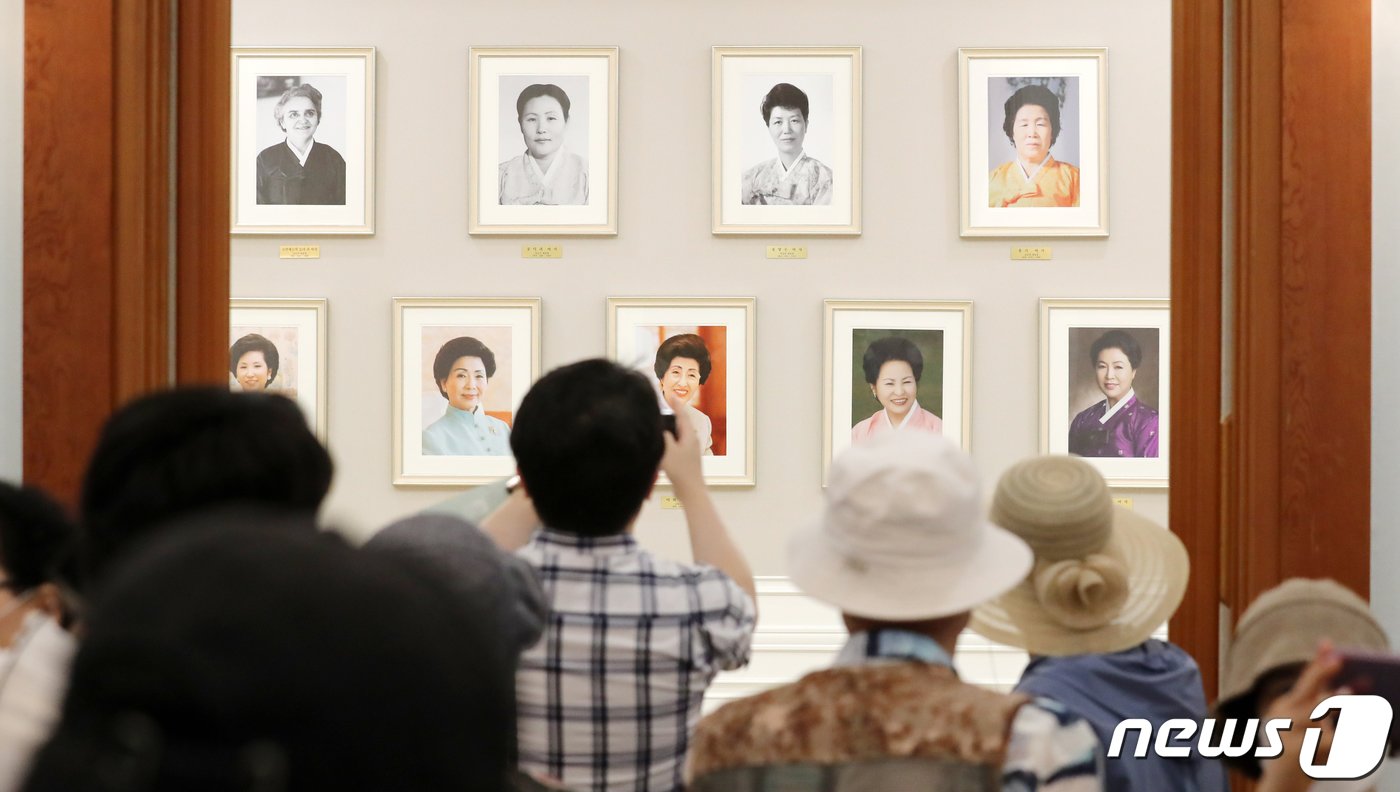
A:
[228,333,280,392]
[498,83,589,205]
[988,83,1080,208]
[423,337,511,456]
[653,334,714,455]
[850,336,942,444]
[740,82,833,206]
[255,82,347,205]
[1067,330,1159,458]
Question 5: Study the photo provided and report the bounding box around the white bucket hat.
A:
[788,432,1033,621]
[971,455,1190,656]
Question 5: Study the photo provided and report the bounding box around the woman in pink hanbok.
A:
[851,336,943,444]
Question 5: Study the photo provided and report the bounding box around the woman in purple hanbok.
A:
[1068,330,1159,458]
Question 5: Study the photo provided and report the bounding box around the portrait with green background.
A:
[849,328,944,426]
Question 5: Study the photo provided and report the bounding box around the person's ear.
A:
[869,383,878,399]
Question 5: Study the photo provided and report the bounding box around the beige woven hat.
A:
[970,455,1189,655]
[788,431,1033,622]
[1216,578,1388,719]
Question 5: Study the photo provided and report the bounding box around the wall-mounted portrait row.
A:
[229,46,1107,238]
[229,297,1165,489]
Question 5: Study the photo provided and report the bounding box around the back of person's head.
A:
[363,513,547,663]
[510,359,665,537]
[78,387,333,586]
[22,512,514,792]
[0,481,80,619]
[1213,578,1388,777]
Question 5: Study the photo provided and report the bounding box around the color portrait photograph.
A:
[1041,299,1170,486]
[713,46,861,235]
[229,298,327,440]
[232,48,375,234]
[960,48,1106,237]
[824,300,970,484]
[470,47,617,235]
[394,298,540,486]
[608,298,755,486]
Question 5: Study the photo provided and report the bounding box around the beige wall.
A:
[232,0,1171,685]
[1,0,20,481]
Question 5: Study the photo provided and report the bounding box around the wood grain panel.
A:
[175,0,231,385]
[23,0,118,501]
[1169,0,1225,701]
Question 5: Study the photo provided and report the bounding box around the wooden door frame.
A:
[23,0,229,502]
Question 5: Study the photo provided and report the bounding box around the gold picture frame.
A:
[469,46,619,236]
[959,47,1108,237]
[230,47,376,235]
[822,299,973,485]
[607,297,757,487]
[393,297,542,486]
[712,46,862,236]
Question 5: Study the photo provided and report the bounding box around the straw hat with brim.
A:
[971,455,1189,656]
[789,432,1033,622]
[1216,578,1388,720]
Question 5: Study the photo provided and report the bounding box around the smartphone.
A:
[1334,649,1400,752]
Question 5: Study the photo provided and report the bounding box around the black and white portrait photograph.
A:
[713,46,861,235]
[470,47,617,235]
[1041,299,1170,487]
[229,298,327,440]
[960,48,1106,237]
[232,47,375,234]
[393,298,541,486]
[496,76,591,206]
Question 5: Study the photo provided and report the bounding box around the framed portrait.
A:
[959,48,1107,237]
[230,47,375,235]
[823,300,972,484]
[712,46,862,236]
[229,298,328,440]
[1041,298,1169,487]
[393,298,542,486]
[607,297,756,487]
[468,47,619,236]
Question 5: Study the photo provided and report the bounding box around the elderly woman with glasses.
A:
[256,82,347,206]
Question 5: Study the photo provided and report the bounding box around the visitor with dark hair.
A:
[21,515,516,792]
[0,483,79,792]
[851,335,943,444]
[78,386,333,586]
[481,358,756,791]
[423,335,511,456]
[741,82,833,205]
[653,333,715,454]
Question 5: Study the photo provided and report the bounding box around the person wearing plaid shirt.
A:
[483,360,757,792]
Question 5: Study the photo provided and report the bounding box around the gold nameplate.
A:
[766,245,808,260]
[279,245,321,259]
[1112,497,1134,510]
[660,496,684,510]
[1011,246,1052,261]
[522,244,563,259]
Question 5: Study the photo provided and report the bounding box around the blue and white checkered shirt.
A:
[515,529,756,791]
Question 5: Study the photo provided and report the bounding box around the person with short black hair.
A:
[1067,329,1160,458]
[654,333,715,455]
[0,483,79,792]
[228,332,280,392]
[78,386,333,585]
[423,336,511,456]
[851,335,943,444]
[256,82,347,205]
[482,358,756,791]
[989,83,1080,208]
[499,83,589,205]
[21,515,517,792]
[741,82,833,205]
